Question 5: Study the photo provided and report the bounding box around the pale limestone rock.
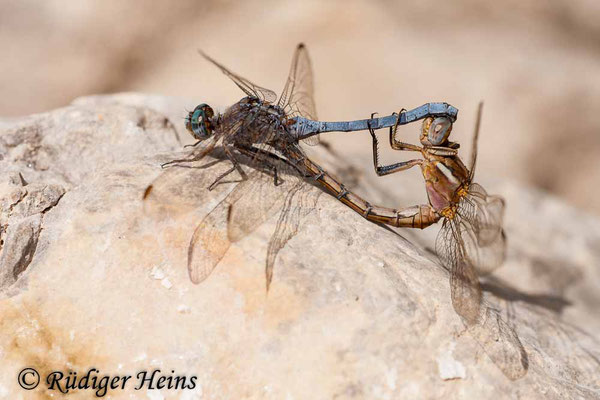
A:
[0,94,599,399]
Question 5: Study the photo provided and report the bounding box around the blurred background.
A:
[2,0,600,215]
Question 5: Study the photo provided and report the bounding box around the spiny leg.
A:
[368,114,423,176]
[162,153,205,168]
[234,145,300,186]
[161,139,216,168]
[368,112,382,173]
[184,140,202,148]
[390,108,422,151]
[391,108,458,155]
[207,145,247,191]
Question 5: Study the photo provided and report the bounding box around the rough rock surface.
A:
[0,94,599,399]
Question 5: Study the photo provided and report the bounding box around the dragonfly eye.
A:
[423,116,453,146]
[186,103,215,140]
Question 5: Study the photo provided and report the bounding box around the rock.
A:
[0,94,599,399]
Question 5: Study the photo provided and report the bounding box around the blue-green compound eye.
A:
[186,103,214,140]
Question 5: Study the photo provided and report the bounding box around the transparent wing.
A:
[226,169,286,243]
[187,144,316,287]
[187,199,232,284]
[265,179,320,291]
[277,43,319,145]
[187,168,281,284]
[457,183,506,275]
[436,217,482,326]
[239,143,320,290]
[141,153,229,285]
[200,50,277,103]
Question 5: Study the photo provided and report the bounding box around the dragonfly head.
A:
[185,104,215,140]
[420,116,453,147]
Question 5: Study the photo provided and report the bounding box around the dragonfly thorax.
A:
[423,154,470,216]
[186,103,215,140]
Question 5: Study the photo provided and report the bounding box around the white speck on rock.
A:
[161,278,172,289]
[150,266,166,280]
[69,330,75,341]
[177,304,191,314]
[437,342,466,380]
[134,353,147,362]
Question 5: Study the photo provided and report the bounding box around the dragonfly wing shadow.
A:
[466,305,529,380]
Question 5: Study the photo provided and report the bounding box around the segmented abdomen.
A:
[285,147,440,229]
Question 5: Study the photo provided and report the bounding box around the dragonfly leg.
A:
[207,146,247,191]
[390,109,422,152]
[184,140,202,148]
[161,141,215,168]
[234,145,297,186]
[368,116,422,176]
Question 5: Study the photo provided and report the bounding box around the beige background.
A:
[2,0,600,215]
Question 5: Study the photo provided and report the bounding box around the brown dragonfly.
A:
[366,105,527,379]
[296,102,506,326]
[367,104,505,326]
[297,103,527,379]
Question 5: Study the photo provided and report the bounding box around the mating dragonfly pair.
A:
[150,43,504,328]
[149,44,505,332]
[144,43,526,379]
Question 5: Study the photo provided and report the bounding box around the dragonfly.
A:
[146,43,459,290]
[365,103,505,326]
[295,102,527,379]
[365,104,527,380]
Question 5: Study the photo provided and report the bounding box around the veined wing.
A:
[187,168,284,284]
[436,217,482,326]
[457,183,506,276]
[187,145,317,286]
[187,197,231,284]
[200,50,277,103]
[265,176,320,291]
[277,43,319,145]
[234,144,320,291]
